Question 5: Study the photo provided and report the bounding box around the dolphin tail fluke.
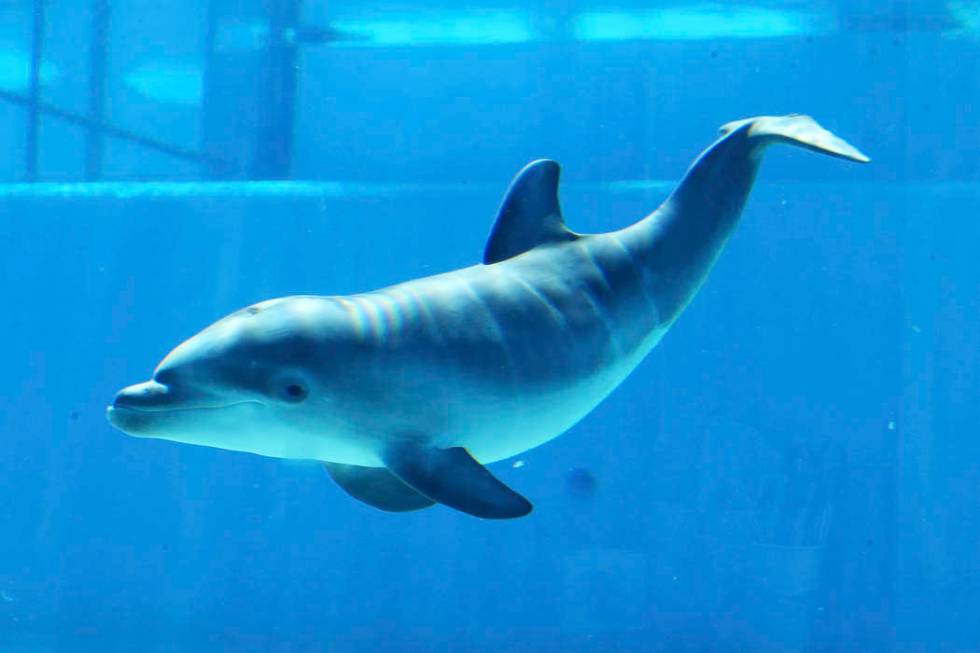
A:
[631,114,868,324]
[665,114,869,227]
[720,114,870,163]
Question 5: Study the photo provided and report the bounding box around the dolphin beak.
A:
[106,380,174,436]
[111,380,172,411]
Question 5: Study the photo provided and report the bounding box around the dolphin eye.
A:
[270,372,311,403]
[281,382,309,403]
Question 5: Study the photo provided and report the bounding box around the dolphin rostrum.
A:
[107,115,868,519]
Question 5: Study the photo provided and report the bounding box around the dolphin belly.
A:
[332,246,663,463]
[451,364,637,463]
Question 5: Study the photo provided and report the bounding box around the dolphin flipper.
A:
[382,443,533,519]
[324,462,436,512]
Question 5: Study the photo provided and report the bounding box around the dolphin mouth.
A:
[107,380,261,436]
[107,401,257,415]
[110,380,259,413]
[107,384,262,439]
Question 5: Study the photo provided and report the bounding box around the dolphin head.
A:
[107,298,347,458]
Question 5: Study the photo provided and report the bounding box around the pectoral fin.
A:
[324,462,436,512]
[382,442,533,519]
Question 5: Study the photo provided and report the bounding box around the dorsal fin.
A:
[483,159,578,264]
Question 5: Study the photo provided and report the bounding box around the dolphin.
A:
[107,114,868,519]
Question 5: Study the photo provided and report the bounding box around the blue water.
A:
[1,1,978,651]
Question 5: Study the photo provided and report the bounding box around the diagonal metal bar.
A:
[0,88,231,171]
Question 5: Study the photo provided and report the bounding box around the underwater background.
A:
[0,0,978,650]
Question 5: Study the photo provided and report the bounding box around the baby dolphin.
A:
[108,115,868,519]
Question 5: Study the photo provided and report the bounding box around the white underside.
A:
[233,327,663,466]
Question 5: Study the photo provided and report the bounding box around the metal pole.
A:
[250,0,300,179]
[25,0,46,182]
[85,0,110,181]
[199,0,220,178]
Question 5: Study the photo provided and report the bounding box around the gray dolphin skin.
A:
[107,114,868,519]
